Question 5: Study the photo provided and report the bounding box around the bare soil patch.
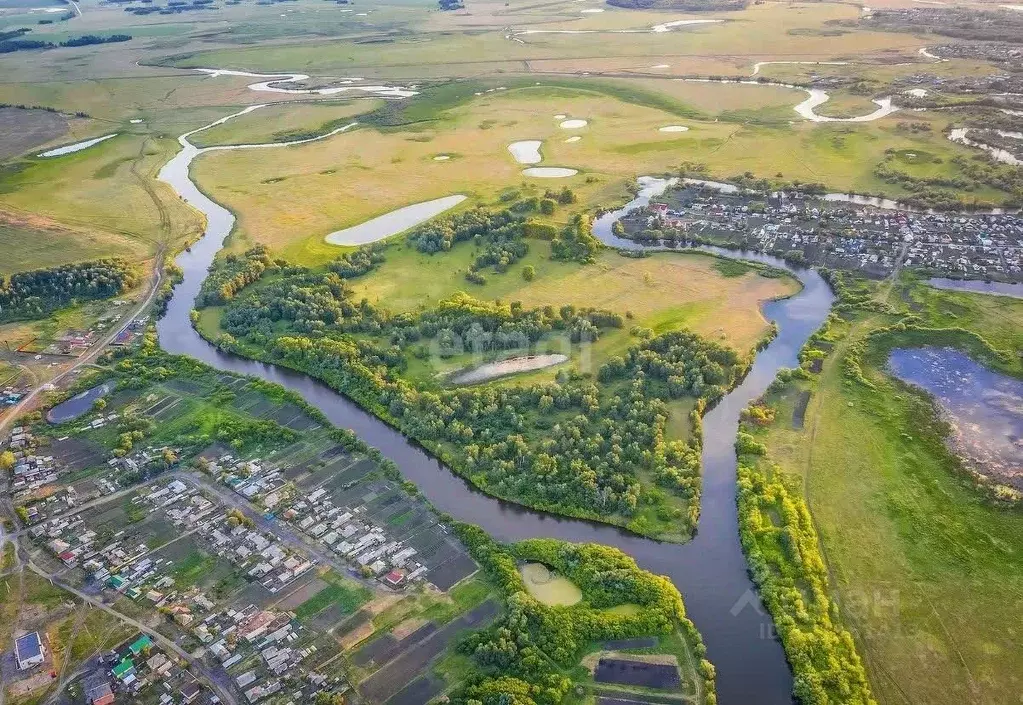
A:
[0,107,67,161]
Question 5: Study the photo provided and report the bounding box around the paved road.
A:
[0,255,164,437]
[25,561,238,705]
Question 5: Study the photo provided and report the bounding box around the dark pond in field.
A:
[927,278,1023,300]
[158,108,827,705]
[888,347,1023,488]
[47,381,115,424]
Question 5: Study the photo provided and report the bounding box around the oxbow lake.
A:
[888,347,1023,488]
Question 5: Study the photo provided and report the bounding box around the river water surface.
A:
[156,109,834,704]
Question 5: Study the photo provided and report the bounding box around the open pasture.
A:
[353,246,795,355]
[191,85,733,261]
[191,99,383,147]
[0,132,203,255]
[0,210,144,275]
[175,3,928,79]
[749,278,1023,705]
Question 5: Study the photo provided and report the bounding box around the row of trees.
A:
[736,456,876,705]
[326,243,386,278]
[737,270,877,705]
[0,259,138,323]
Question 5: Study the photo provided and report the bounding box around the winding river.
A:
[155,108,834,704]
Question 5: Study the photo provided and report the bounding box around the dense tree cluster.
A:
[465,228,529,285]
[402,207,533,284]
[0,32,132,53]
[599,330,740,399]
[220,271,378,340]
[550,215,601,263]
[736,458,876,705]
[407,208,519,254]
[0,259,138,323]
[205,248,743,536]
[59,34,132,47]
[387,294,622,353]
[448,527,715,705]
[326,243,386,279]
[196,246,279,307]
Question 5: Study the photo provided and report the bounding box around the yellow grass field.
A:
[180,3,929,79]
[510,251,796,352]
[355,245,796,356]
[192,100,384,147]
[0,134,204,256]
[188,84,998,265]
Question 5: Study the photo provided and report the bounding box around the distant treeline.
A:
[0,30,131,54]
[0,259,139,323]
[60,34,132,47]
[125,0,219,14]
[607,0,746,10]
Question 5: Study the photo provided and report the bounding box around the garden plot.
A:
[333,608,373,639]
[594,656,682,690]
[272,575,328,612]
[47,436,106,473]
[143,393,183,420]
[227,581,277,611]
[427,553,479,591]
[322,458,377,492]
[352,621,438,667]
[166,379,204,395]
[306,602,352,632]
[388,675,445,705]
[359,600,499,702]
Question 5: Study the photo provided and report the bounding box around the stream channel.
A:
[155,112,835,704]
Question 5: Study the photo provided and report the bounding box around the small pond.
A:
[47,381,115,424]
[927,278,1023,300]
[508,140,542,164]
[888,347,1023,488]
[519,562,583,606]
[38,133,118,157]
[449,354,568,384]
[324,195,467,246]
[522,167,578,178]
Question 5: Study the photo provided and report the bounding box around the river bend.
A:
[155,109,834,704]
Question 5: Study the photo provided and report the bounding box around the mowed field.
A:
[0,212,146,276]
[758,283,1023,705]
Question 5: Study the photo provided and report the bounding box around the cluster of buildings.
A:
[213,452,429,587]
[196,511,316,596]
[636,187,1023,281]
[89,634,211,705]
[44,329,97,357]
[195,605,349,704]
[4,426,61,498]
